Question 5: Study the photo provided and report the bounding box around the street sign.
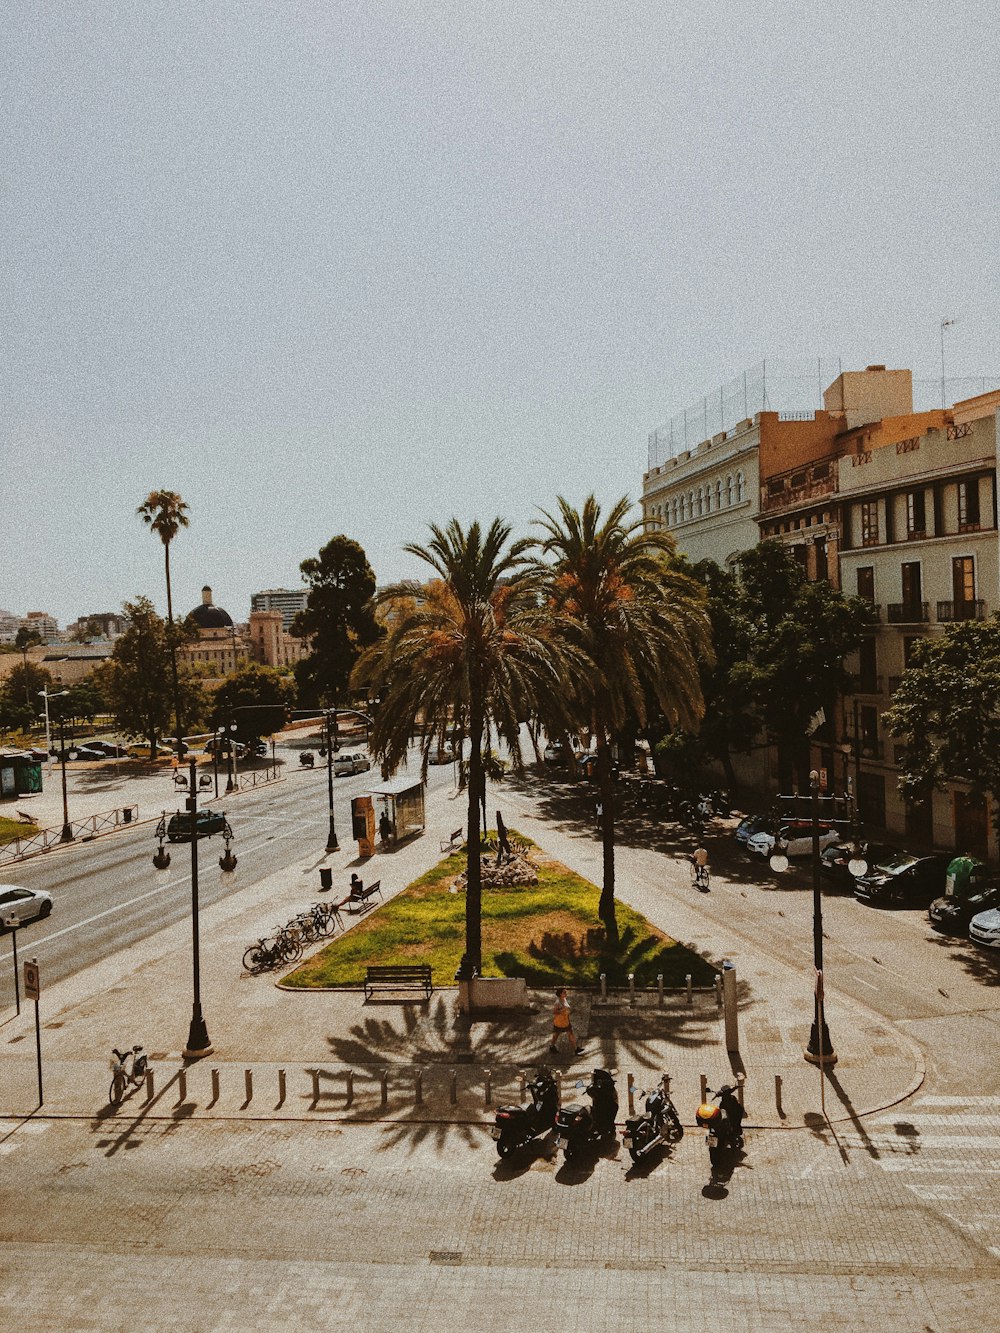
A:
[24,959,40,1001]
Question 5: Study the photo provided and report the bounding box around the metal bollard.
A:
[145,1070,155,1102]
[599,972,607,1003]
[310,1069,321,1105]
[380,1069,389,1107]
[627,1073,636,1116]
[736,1071,746,1107]
[244,1069,253,1104]
[484,1069,492,1107]
[714,974,723,1007]
[700,1073,708,1102]
[657,973,664,1006]
[685,974,692,1004]
[414,1070,423,1106]
[661,1071,671,1096]
[628,972,636,1007]
[176,1070,187,1104]
[345,1069,354,1107]
[277,1069,286,1105]
[210,1068,220,1103]
[774,1074,784,1117]
[449,1069,458,1105]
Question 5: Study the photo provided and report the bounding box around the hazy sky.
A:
[4,1,998,625]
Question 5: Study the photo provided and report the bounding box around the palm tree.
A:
[535,495,713,942]
[137,490,189,759]
[14,626,42,706]
[352,518,572,973]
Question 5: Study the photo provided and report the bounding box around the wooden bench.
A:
[364,964,433,1001]
[440,827,463,852]
[343,880,382,915]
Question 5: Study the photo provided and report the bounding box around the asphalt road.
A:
[0,745,457,1001]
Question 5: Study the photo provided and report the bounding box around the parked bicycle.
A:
[109,1045,150,1105]
[242,929,303,974]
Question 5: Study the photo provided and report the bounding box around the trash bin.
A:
[319,867,333,892]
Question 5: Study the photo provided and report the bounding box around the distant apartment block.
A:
[250,588,308,630]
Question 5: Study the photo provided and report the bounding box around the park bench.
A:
[440,827,463,852]
[363,964,433,1002]
[342,880,382,915]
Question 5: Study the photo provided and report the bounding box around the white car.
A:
[333,752,371,777]
[748,822,845,860]
[428,742,455,765]
[0,885,53,927]
[969,906,1000,948]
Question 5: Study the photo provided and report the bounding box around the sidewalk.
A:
[0,772,923,1131]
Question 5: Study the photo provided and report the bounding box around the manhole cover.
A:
[429,1252,462,1266]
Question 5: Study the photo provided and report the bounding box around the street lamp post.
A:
[325,709,340,853]
[181,757,211,1057]
[38,687,68,775]
[56,713,77,843]
[804,770,837,1067]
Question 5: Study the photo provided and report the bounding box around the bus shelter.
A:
[367,775,426,841]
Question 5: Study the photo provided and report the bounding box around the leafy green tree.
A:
[1,662,55,732]
[137,489,190,756]
[294,536,381,707]
[97,598,203,757]
[534,495,713,941]
[352,520,569,973]
[64,678,105,723]
[883,616,1000,814]
[211,663,295,741]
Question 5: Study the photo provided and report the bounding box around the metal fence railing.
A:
[0,805,140,867]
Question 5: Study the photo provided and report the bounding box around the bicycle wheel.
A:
[243,946,263,973]
[109,1071,125,1106]
[279,934,303,963]
[315,910,337,938]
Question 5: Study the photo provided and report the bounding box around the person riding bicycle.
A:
[689,845,710,891]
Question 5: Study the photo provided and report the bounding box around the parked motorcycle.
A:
[491,1068,558,1158]
[299,751,315,768]
[554,1069,619,1161]
[695,1084,745,1167]
[623,1077,684,1162]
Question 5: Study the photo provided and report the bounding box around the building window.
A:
[736,472,745,502]
[952,555,975,605]
[901,561,922,608]
[906,489,926,538]
[903,635,921,667]
[958,479,981,531]
[856,566,875,601]
[716,480,722,509]
[861,501,879,547]
[704,486,711,514]
[726,475,733,504]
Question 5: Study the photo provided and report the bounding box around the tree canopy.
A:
[294,535,381,706]
[883,615,1000,813]
[211,663,296,741]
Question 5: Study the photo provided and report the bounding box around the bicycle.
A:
[109,1045,150,1105]
[690,861,711,892]
[311,901,342,937]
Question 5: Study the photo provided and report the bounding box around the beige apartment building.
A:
[643,364,1000,859]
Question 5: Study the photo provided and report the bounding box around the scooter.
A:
[554,1069,618,1161]
[491,1068,558,1158]
[622,1077,684,1163]
[695,1084,745,1167]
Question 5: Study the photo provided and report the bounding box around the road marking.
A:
[914,1095,999,1107]
[854,977,878,990]
[873,1114,1000,1128]
[838,1134,1000,1149]
[879,1160,1000,1173]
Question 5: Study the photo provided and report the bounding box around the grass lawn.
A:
[0,816,39,845]
[283,837,717,990]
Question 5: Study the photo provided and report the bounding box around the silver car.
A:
[333,752,371,777]
[0,885,53,927]
[969,907,1000,948]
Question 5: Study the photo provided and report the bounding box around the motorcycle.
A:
[554,1069,619,1161]
[695,1084,745,1167]
[622,1078,684,1162]
[491,1068,558,1158]
[299,751,315,768]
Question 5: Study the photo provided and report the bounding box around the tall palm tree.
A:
[137,490,189,759]
[352,518,572,973]
[535,495,713,941]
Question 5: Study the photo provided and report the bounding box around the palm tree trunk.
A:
[164,544,183,760]
[464,702,485,973]
[596,732,619,944]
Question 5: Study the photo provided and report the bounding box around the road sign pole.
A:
[3,920,19,1016]
[24,957,42,1106]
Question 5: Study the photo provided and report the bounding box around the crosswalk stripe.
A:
[914,1096,999,1107]
[839,1134,1000,1149]
[879,1160,1000,1173]
[873,1114,1000,1128]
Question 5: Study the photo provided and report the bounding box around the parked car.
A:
[0,885,52,927]
[83,740,129,758]
[203,737,247,759]
[969,905,1000,948]
[748,821,845,860]
[819,841,897,889]
[429,742,455,765]
[24,748,48,762]
[69,745,109,762]
[734,814,774,847]
[166,809,227,842]
[853,851,952,907]
[929,876,1000,934]
[333,752,371,777]
[543,742,568,765]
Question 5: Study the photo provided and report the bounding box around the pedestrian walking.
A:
[550,987,585,1057]
[496,810,513,865]
[595,799,604,833]
[378,810,392,845]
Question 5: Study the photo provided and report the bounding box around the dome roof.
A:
[189,603,234,629]
[188,585,233,629]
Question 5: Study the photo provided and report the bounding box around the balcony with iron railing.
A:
[849,674,883,696]
[936,599,986,623]
[887,601,930,624]
[759,454,838,513]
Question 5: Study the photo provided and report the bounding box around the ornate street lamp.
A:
[324,708,340,853]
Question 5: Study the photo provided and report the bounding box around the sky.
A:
[3,1,999,625]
